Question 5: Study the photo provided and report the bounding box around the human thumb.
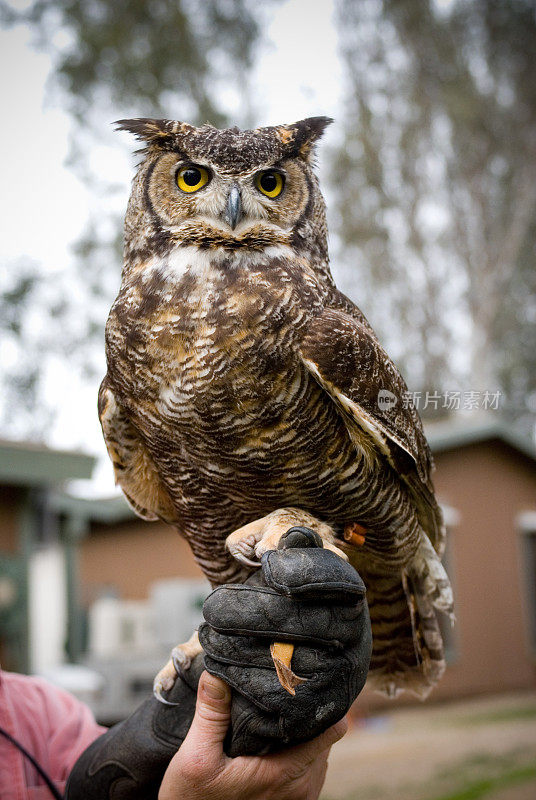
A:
[187,671,231,752]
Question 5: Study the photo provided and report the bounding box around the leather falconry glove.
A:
[65,527,371,798]
[202,526,372,756]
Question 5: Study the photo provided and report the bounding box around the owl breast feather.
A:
[108,247,353,478]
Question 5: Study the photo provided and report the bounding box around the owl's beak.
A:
[224,184,242,230]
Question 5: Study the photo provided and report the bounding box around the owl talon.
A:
[271,642,307,695]
[153,686,180,706]
[226,535,263,568]
[227,548,262,568]
[154,631,202,705]
[153,661,180,706]
[171,645,192,675]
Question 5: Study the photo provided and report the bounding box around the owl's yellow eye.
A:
[176,165,210,193]
[255,170,285,198]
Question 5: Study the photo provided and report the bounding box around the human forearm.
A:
[65,656,202,800]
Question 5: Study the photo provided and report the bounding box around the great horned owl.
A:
[100,116,453,701]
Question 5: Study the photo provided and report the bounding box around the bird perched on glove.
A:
[66,533,371,798]
[99,115,453,703]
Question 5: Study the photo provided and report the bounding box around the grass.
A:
[323,750,536,800]
[427,763,536,800]
[321,694,536,800]
[455,706,536,727]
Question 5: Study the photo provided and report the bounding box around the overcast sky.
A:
[0,0,342,273]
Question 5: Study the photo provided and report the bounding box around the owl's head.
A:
[118,116,332,265]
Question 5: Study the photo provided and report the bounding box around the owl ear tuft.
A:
[114,118,195,147]
[276,116,333,161]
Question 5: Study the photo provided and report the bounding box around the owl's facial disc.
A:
[145,151,311,250]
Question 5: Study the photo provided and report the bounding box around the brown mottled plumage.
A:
[100,117,453,698]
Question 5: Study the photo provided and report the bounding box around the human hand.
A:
[158,671,347,800]
[200,526,371,756]
[65,528,368,800]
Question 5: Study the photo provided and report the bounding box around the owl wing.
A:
[98,378,176,523]
[299,305,445,553]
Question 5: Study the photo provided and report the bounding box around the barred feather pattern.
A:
[101,118,453,697]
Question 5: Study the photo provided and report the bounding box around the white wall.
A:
[28,545,67,672]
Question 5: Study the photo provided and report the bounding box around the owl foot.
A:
[409,534,455,621]
[344,521,367,546]
[153,630,202,705]
[226,532,263,569]
[226,507,348,567]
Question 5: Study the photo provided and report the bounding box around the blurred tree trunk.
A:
[333,0,536,428]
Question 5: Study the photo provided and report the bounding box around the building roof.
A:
[0,439,96,487]
[425,417,536,464]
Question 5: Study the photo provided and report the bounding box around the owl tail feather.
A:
[364,534,454,699]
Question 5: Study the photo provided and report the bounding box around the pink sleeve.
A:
[2,672,106,796]
[37,678,107,781]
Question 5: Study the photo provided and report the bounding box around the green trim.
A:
[62,515,89,663]
[17,489,37,673]
[0,440,95,486]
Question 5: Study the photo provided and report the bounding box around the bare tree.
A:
[333,0,536,426]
